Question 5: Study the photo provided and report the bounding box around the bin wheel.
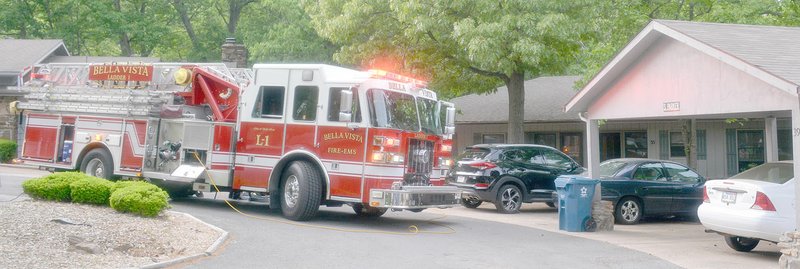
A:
[615,197,642,225]
[724,236,759,252]
[545,201,556,208]
[461,197,483,208]
[584,217,597,232]
[495,184,522,214]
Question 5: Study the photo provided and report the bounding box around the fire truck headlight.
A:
[439,157,453,168]
[373,136,400,147]
[389,154,404,164]
[371,152,387,163]
[441,144,452,152]
[371,190,384,199]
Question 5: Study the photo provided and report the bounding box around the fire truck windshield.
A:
[367,89,443,135]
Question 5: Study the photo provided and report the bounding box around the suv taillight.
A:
[702,186,709,203]
[751,191,776,211]
[468,161,496,170]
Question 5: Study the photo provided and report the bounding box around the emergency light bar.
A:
[368,69,428,87]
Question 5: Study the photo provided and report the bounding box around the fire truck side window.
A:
[252,86,285,118]
[327,87,361,122]
[293,86,318,121]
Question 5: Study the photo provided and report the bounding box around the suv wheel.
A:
[461,197,483,208]
[495,184,522,214]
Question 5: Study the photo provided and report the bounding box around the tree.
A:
[305,1,593,143]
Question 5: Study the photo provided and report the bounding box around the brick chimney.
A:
[221,37,248,68]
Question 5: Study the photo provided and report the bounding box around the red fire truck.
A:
[16,62,461,220]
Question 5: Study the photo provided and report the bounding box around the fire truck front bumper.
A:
[368,186,462,209]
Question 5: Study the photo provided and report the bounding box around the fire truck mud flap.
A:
[368,186,462,209]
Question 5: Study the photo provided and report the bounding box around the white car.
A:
[698,161,796,252]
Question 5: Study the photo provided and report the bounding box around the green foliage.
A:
[0,139,16,163]
[69,176,115,205]
[109,181,170,217]
[22,172,88,201]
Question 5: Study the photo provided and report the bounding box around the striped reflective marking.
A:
[124,123,144,157]
[364,164,405,178]
[27,117,60,128]
[76,119,123,132]
[235,154,280,168]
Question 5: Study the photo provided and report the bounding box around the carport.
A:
[565,20,800,226]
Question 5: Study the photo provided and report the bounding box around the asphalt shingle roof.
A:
[0,39,67,73]
[658,20,800,86]
[451,76,581,123]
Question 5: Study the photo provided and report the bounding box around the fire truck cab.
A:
[17,62,462,221]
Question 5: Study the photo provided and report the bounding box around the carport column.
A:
[793,108,800,230]
[586,118,600,202]
[780,107,800,269]
[765,117,778,162]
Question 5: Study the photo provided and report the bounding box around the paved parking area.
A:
[429,203,780,269]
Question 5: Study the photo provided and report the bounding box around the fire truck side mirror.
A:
[339,90,353,122]
[445,106,456,135]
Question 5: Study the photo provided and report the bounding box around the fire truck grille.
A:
[405,139,434,186]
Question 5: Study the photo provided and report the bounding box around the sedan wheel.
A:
[724,236,759,252]
[495,184,522,214]
[615,197,642,225]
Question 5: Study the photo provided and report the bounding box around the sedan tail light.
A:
[751,191,776,211]
[702,186,709,203]
[468,161,497,170]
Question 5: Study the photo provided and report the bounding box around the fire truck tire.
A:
[352,203,387,217]
[280,161,322,221]
[80,148,115,180]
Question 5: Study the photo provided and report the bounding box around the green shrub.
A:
[0,139,16,163]
[22,172,88,201]
[70,176,114,205]
[109,181,170,217]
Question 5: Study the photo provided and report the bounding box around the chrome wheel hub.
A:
[87,159,104,178]
[501,188,520,211]
[284,175,300,208]
[621,201,640,221]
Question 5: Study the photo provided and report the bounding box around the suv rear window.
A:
[729,163,793,184]
[458,148,490,161]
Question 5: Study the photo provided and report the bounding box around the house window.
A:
[778,129,792,161]
[525,132,556,148]
[561,133,582,165]
[481,133,505,144]
[737,130,764,172]
[670,132,685,157]
[624,132,648,158]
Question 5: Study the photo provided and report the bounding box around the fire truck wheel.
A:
[352,203,387,217]
[280,161,322,221]
[80,148,115,179]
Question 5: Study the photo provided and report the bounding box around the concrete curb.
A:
[0,163,40,169]
[139,211,229,269]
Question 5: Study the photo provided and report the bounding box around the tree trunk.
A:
[172,0,200,51]
[682,119,698,170]
[505,72,525,143]
[114,0,133,56]
[227,0,255,36]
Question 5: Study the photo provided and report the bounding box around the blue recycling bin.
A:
[555,175,599,232]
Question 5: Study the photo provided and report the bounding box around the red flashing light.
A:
[368,69,428,87]
[702,186,709,203]
[751,191,776,211]
[468,161,497,170]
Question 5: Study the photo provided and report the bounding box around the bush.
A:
[70,176,114,205]
[22,172,88,201]
[109,181,170,217]
[0,139,16,163]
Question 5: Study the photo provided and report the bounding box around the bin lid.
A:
[555,175,599,187]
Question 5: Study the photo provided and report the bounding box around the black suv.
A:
[447,144,585,213]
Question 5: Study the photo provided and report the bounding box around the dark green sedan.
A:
[599,158,706,225]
